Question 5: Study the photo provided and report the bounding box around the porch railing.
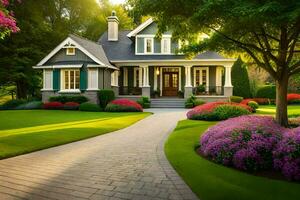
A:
[193,86,224,96]
[119,86,142,95]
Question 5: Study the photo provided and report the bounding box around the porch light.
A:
[156,69,160,75]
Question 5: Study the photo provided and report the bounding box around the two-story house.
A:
[34,12,236,104]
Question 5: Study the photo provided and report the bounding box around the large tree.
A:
[129,0,300,126]
[0,0,20,38]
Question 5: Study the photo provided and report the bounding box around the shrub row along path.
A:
[0,109,198,200]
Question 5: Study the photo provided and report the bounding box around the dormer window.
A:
[161,37,171,54]
[144,38,153,53]
[66,47,76,55]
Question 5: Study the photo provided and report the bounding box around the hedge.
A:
[256,85,276,99]
[49,95,88,104]
[98,90,115,108]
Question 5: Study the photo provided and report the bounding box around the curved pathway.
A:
[0,109,198,200]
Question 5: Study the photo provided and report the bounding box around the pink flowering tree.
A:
[0,0,20,39]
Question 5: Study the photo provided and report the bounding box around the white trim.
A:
[53,64,83,69]
[123,68,128,86]
[66,47,76,55]
[58,89,81,93]
[133,67,140,87]
[37,37,106,66]
[111,59,237,63]
[87,64,117,70]
[154,67,158,90]
[159,67,181,96]
[60,69,80,91]
[161,37,171,54]
[33,66,53,69]
[139,67,143,87]
[193,67,209,91]
[88,68,99,90]
[127,18,154,37]
[43,69,53,90]
[144,37,154,54]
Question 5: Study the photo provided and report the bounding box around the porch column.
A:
[224,64,233,97]
[141,65,150,97]
[111,70,119,96]
[154,67,158,91]
[184,65,193,98]
[138,67,143,87]
[216,67,223,95]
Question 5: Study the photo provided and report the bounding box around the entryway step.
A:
[150,98,185,108]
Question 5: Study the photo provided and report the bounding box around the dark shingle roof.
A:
[69,34,114,67]
[99,31,226,61]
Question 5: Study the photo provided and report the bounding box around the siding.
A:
[98,68,112,89]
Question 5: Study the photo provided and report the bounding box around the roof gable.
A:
[126,18,154,37]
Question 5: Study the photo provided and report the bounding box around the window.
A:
[62,69,80,90]
[161,38,171,54]
[66,47,75,55]
[144,38,153,53]
[43,69,53,90]
[194,67,209,88]
[88,68,98,89]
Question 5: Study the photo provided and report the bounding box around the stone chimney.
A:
[107,11,119,41]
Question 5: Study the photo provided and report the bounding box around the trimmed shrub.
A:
[187,102,252,121]
[230,96,244,103]
[231,57,251,98]
[185,102,194,108]
[185,95,205,108]
[0,99,27,110]
[49,95,88,104]
[105,99,143,112]
[256,85,276,99]
[194,99,206,106]
[79,102,102,112]
[287,93,300,104]
[64,102,80,110]
[247,101,259,112]
[98,90,115,108]
[43,102,64,110]
[16,101,43,110]
[200,116,284,172]
[273,128,300,181]
[137,96,151,108]
[241,98,270,105]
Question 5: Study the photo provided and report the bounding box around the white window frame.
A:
[60,69,81,92]
[144,37,154,54]
[161,37,171,54]
[66,47,76,55]
[42,69,53,90]
[87,68,98,90]
[193,67,209,91]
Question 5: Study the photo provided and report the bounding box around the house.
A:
[34,11,235,104]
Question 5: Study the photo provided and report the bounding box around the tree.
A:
[129,0,300,126]
[231,57,251,98]
[0,0,20,39]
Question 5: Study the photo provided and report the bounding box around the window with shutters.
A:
[61,69,80,90]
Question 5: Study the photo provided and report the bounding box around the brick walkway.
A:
[0,109,198,200]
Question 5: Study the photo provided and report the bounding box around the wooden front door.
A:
[162,71,179,96]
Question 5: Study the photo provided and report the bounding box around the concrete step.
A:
[150,98,185,108]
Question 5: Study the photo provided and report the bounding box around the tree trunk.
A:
[275,71,289,127]
[16,80,27,99]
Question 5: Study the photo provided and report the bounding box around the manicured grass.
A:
[257,105,300,117]
[165,120,300,200]
[0,110,150,159]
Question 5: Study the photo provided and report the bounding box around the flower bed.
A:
[43,102,64,110]
[187,102,252,121]
[63,102,80,110]
[287,93,300,104]
[105,99,143,112]
[241,98,270,105]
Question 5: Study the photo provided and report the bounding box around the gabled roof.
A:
[126,18,154,37]
[37,34,116,69]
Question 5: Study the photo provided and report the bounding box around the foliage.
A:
[194,99,206,106]
[247,101,259,112]
[105,99,143,112]
[177,90,184,98]
[289,117,300,128]
[249,79,259,98]
[230,96,243,103]
[79,102,102,112]
[273,128,300,181]
[15,101,43,110]
[197,85,206,93]
[231,58,251,98]
[98,90,115,109]
[256,85,276,99]
[187,102,251,121]
[241,98,270,105]
[0,99,26,109]
[137,96,151,108]
[0,0,20,39]
[185,102,194,109]
[185,95,205,108]
[49,95,88,104]
[289,74,300,93]
[200,116,283,172]
[43,101,64,110]
[63,102,80,110]
[287,94,300,105]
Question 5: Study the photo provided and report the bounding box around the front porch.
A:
[111,60,235,99]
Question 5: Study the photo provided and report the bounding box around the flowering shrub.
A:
[247,101,259,112]
[289,117,300,128]
[0,0,20,39]
[273,127,300,181]
[105,99,143,112]
[200,116,284,172]
[43,102,64,110]
[187,102,252,121]
[287,93,300,104]
[241,98,270,105]
[63,102,80,110]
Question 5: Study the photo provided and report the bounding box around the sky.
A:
[110,0,126,5]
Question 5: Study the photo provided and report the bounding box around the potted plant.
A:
[197,85,206,94]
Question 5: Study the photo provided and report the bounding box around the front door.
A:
[162,70,179,96]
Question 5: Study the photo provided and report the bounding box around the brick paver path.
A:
[0,109,198,200]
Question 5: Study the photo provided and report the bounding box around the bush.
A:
[105,99,143,112]
[137,96,151,108]
[185,102,194,108]
[200,116,284,172]
[64,102,80,110]
[273,127,300,181]
[232,57,251,98]
[194,99,206,106]
[287,93,300,104]
[0,99,27,110]
[289,117,300,128]
[16,101,43,110]
[98,90,115,108]
[43,102,64,110]
[187,102,252,121]
[230,96,244,103]
[49,95,88,104]
[185,95,205,108]
[241,98,270,105]
[247,101,259,112]
[79,102,102,112]
[197,85,206,93]
[256,85,276,99]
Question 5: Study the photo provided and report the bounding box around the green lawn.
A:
[165,106,300,200]
[257,105,300,117]
[0,110,150,159]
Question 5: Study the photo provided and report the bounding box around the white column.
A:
[224,64,232,87]
[139,67,143,87]
[185,66,192,87]
[154,67,158,90]
[142,65,150,87]
[115,71,119,86]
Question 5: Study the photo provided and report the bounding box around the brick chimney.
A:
[107,11,119,41]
